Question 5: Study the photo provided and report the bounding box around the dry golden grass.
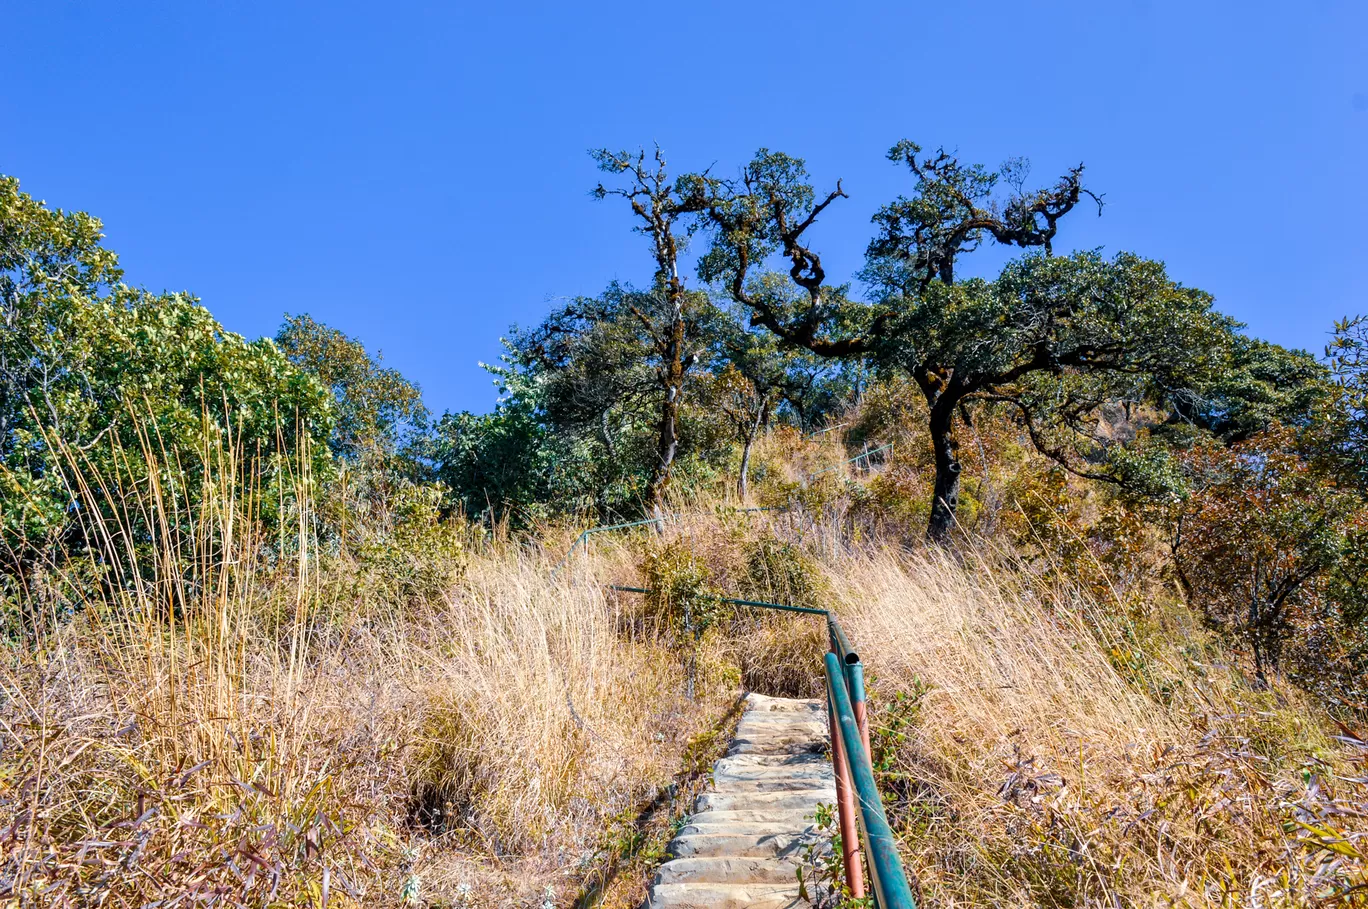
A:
[0,441,735,908]
[830,543,1368,907]
[4,427,1365,908]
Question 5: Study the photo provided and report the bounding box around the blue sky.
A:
[4,1,1365,414]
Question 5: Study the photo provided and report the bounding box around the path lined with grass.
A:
[645,693,835,909]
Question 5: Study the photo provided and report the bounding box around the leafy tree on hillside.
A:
[0,175,331,584]
[1169,335,1328,442]
[508,282,718,514]
[431,399,555,528]
[275,313,428,463]
[703,362,774,501]
[1325,315,1368,485]
[1172,425,1362,685]
[590,147,716,514]
[691,144,1246,540]
[774,356,864,434]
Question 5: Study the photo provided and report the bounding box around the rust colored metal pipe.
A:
[826,662,866,899]
[849,661,872,763]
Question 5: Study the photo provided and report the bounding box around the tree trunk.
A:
[648,305,686,516]
[649,385,680,516]
[927,399,962,542]
[738,410,764,502]
[738,437,754,502]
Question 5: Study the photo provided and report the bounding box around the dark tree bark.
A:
[695,142,1101,542]
[649,306,685,512]
[927,396,963,541]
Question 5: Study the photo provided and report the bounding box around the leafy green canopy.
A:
[428,345,614,526]
[275,313,428,463]
[1324,315,1368,485]
[0,175,332,574]
[686,143,1327,535]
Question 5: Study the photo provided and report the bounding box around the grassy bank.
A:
[3,437,1366,908]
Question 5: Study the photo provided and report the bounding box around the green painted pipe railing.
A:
[606,585,829,616]
[806,442,895,479]
[605,585,917,908]
[826,650,917,909]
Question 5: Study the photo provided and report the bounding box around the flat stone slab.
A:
[744,694,825,714]
[645,883,809,909]
[643,695,835,909]
[685,808,822,824]
[696,788,836,812]
[669,832,821,859]
[715,752,830,769]
[655,856,806,885]
[714,764,834,783]
[677,821,818,838]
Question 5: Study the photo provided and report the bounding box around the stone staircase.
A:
[645,693,836,909]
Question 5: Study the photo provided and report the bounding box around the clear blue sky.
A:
[4,1,1365,414]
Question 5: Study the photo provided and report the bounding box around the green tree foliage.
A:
[431,402,553,528]
[507,282,716,515]
[1325,315,1368,485]
[700,301,857,497]
[507,283,840,512]
[0,175,331,580]
[690,143,1283,540]
[1170,335,1328,442]
[275,313,428,463]
[428,347,602,527]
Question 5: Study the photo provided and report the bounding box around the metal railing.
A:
[607,585,917,908]
[805,442,895,479]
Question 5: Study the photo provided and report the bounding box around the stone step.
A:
[730,730,827,747]
[737,711,826,724]
[713,763,834,783]
[668,832,824,859]
[677,821,816,838]
[711,777,834,795]
[645,882,814,909]
[683,807,820,826]
[731,719,827,736]
[645,695,836,909]
[727,744,820,755]
[654,856,804,886]
[740,699,824,712]
[715,752,830,769]
[745,693,823,707]
[696,788,835,812]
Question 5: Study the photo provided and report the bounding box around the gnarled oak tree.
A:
[692,143,1238,540]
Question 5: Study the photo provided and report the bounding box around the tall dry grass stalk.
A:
[0,428,731,907]
[5,416,1365,908]
[831,544,1367,907]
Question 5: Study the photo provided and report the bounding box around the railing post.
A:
[848,660,872,765]
[825,652,918,909]
[826,669,866,900]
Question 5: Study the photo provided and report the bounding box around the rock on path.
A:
[645,693,836,909]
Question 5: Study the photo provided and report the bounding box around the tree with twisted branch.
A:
[691,142,1249,540]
